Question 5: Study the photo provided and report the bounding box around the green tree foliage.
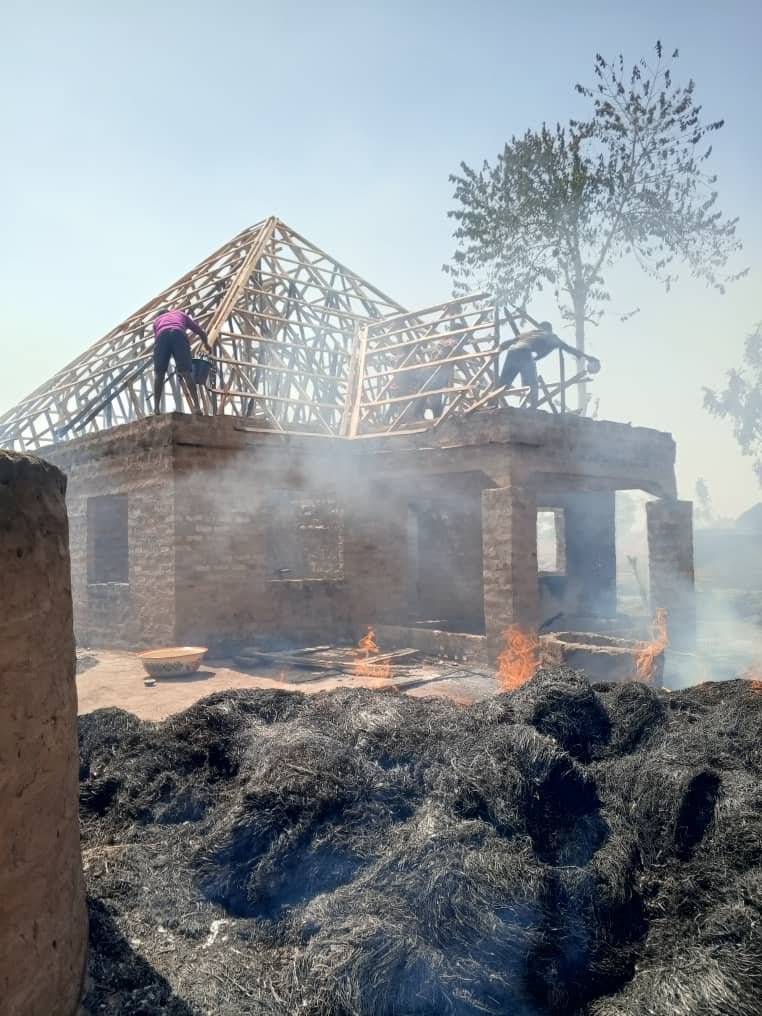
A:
[704,324,762,487]
[445,42,744,358]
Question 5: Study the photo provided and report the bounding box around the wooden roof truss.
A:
[0,218,593,451]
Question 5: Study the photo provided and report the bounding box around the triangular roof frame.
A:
[0,217,407,450]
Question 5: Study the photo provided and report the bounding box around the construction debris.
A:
[79,669,762,1015]
[234,644,420,678]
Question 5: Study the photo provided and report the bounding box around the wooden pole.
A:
[348,324,369,438]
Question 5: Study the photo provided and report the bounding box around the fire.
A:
[634,608,668,684]
[354,626,392,681]
[497,625,540,691]
[741,663,762,693]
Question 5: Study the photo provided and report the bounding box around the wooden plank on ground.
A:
[234,646,420,674]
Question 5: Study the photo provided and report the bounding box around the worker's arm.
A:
[557,339,585,358]
[185,315,211,350]
[557,339,601,370]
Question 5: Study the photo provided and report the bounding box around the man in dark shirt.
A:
[152,309,210,416]
[389,304,466,423]
[499,320,600,409]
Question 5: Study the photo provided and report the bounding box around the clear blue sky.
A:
[2,0,761,516]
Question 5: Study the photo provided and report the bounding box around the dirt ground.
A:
[76,651,498,720]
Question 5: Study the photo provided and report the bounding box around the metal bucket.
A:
[192,358,211,385]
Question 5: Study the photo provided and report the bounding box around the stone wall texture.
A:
[0,451,87,1015]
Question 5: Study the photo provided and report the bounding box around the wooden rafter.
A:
[0,222,595,452]
[0,218,404,450]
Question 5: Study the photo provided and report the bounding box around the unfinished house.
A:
[0,217,695,661]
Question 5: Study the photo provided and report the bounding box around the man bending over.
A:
[499,320,600,409]
[153,308,210,416]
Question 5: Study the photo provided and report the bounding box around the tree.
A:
[694,477,714,526]
[445,42,744,405]
[704,323,762,487]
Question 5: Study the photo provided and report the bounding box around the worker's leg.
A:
[172,333,204,416]
[499,353,521,388]
[431,367,452,417]
[407,397,426,422]
[153,372,166,415]
[152,333,172,415]
[400,378,425,421]
[520,359,539,408]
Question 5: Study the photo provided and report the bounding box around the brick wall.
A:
[405,491,484,633]
[482,486,540,658]
[45,420,176,649]
[172,444,355,650]
[39,413,685,657]
[342,485,411,635]
[647,498,696,648]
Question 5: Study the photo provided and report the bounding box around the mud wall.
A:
[46,421,176,649]
[0,451,87,1015]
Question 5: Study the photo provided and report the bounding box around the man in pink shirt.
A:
[152,308,211,416]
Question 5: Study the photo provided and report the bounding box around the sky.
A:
[2,0,761,516]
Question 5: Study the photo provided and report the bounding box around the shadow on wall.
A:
[83,898,196,1016]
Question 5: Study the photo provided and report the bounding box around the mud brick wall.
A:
[404,490,484,633]
[0,452,87,1015]
[342,485,411,634]
[38,411,686,655]
[46,421,175,649]
[647,498,696,649]
[481,485,539,657]
[172,444,355,649]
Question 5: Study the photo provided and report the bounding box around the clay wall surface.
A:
[45,419,176,649]
[0,451,87,1015]
[38,410,681,652]
[172,436,354,649]
[481,485,540,653]
[343,474,486,636]
[362,410,677,498]
[647,498,696,648]
[169,417,491,647]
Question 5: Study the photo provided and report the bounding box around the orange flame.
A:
[497,625,540,691]
[741,663,762,693]
[354,626,392,681]
[634,608,668,684]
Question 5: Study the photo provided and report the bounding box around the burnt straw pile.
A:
[79,670,762,1016]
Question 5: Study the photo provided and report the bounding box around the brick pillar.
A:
[646,499,696,649]
[482,486,539,660]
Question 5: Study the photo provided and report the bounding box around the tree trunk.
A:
[572,292,587,413]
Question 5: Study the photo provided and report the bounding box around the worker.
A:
[498,320,600,409]
[152,308,211,416]
[390,304,465,423]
